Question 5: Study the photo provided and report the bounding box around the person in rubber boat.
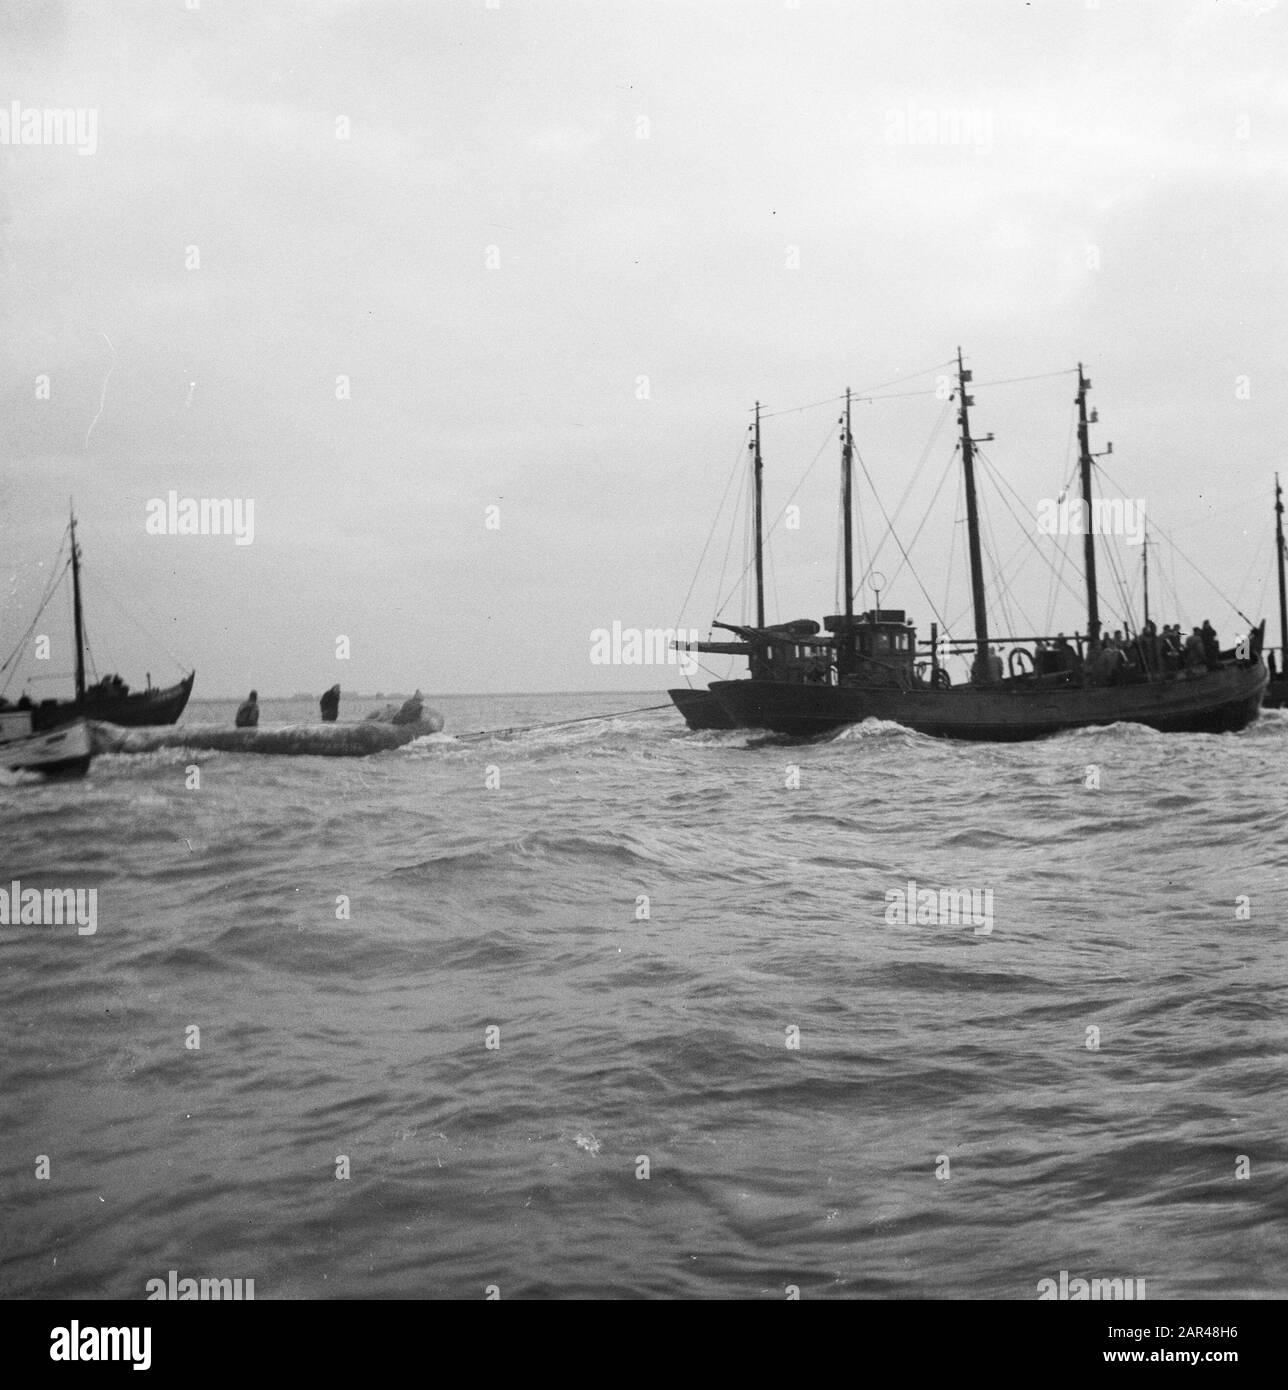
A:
[235,690,259,727]
[319,684,341,722]
[390,689,424,725]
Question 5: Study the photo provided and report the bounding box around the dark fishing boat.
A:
[1264,476,1288,709]
[668,685,733,729]
[10,514,195,732]
[669,403,833,728]
[712,352,1267,740]
[668,402,770,728]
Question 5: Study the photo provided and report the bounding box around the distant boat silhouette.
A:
[13,512,195,731]
[669,402,832,727]
[1263,476,1288,710]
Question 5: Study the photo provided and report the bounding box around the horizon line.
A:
[193,688,679,702]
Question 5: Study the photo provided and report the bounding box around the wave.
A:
[1048,720,1173,742]
[828,718,938,744]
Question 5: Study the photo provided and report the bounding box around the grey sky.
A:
[2,0,1285,697]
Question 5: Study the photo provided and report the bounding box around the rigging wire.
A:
[938,467,963,649]
[1162,541,1185,630]
[857,399,952,589]
[983,536,1030,637]
[674,434,749,628]
[8,525,194,689]
[852,448,950,633]
[856,365,1081,408]
[757,358,958,421]
[1041,410,1080,633]
[1097,461,1258,627]
[740,470,752,626]
[1232,529,1269,612]
[988,493,1021,635]
[973,449,1091,621]
[1099,539,1136,635]
[1043,524,1067,633]
[714,454,749,623]
[977,366,1081,391]
[0,543,73,694]
[756,362,1077,421]
[979,482,1028,636]
[834,471,844,613]
[876,447,958,597]
[82,565,190,674]
[854,442,873,608]
[715,420,836,616]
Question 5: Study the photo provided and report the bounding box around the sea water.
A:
[1,694,1285,1299]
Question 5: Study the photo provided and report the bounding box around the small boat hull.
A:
[1,715,93,777]
[711,662,1269,741]
[668,687,738,730]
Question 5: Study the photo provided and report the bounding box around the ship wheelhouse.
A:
[825,608,919,687]
[758,634,834,684]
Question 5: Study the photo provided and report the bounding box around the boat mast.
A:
[70,509,86,702]
[752,402,765,629]
[842,388,854,622]
[1277,474,1288,670]
[956,348,991,681]
[1075,365,1101,651]
[1142,528,1150,629]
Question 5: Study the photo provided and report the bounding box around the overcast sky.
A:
[2,0,1285,698]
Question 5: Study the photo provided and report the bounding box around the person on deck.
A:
[390,689,425,725]
[1185,628,1206,670]
[1095,641,1124,685]
[1053,634,1076,674]
[1200,620,1220,669]
[235,690,260,727]
[319,684,341,722]
[1161,625,1181,672]
[972,646,1003,683]
[1034,639,1062,676]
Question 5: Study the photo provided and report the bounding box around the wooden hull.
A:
[710,662,1269,741]
[1,718,93,777]
[668,687,738,730]
[32,672,195,731]
[1264,676,1288,710]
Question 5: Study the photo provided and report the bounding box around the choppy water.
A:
[2,692,1286,1299]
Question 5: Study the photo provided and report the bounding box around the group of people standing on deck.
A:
[1027,619,1223,686]
[1116,619,1223,679]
